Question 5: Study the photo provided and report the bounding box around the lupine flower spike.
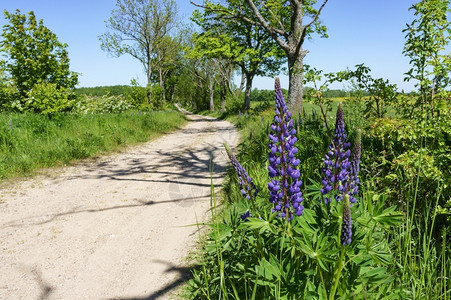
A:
[341,194,352,245]
[224,143,257,221]
[267,78,303,220]
[320,103,351,204]
[346,130,361,203]
[224,143,258,201]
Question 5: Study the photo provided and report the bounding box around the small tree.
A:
[0,10,78,100]
[403,0,451,116]
[99,0,179,106]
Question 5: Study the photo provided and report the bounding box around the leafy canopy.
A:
[0,10,78,98]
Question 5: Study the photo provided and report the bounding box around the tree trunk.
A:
[158,68,165,106]
[208,77,215,111]
[146,63,153,106]
[243,72,255,111]
[239,68,246,91]
[287,50,307,113]
[220,79,226,111]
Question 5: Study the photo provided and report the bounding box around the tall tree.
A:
[0,10,78,98]
[152,35,183,106]
[191,0,329,111]
[99,0,179,105]
[186,45,223,111]
[192,4,285,111]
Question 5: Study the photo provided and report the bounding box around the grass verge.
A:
[0,110,186,180]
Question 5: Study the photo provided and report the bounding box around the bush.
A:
[225,94,243,114]
[73,94,133,114]
[0,83,20,111]
[127,79,148,108]
[24,82,74,115]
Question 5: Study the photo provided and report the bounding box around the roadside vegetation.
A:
[182,0,450,298]
[185,82,450,298]
[0,111,185,180]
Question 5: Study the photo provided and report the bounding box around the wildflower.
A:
[346,130,361,203]
[240,210,251,222]
[320,103,351,204]
[341,195,352,245]
[268,78,303,220]
[224,143,258,201]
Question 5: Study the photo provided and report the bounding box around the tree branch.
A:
[297,0,329,55]
[304,0,329,28]
[244,0,289,51]
[191,0,289,51]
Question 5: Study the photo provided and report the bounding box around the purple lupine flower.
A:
[240,210,251,222]
[224,143,258,201]
[267,78,303,220]
[320,103,351,204]
[341,195,352,245]
[346,130,361,203]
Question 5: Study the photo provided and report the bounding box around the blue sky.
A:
[0,0,432,91]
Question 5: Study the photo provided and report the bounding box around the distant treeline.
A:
[249,87,369,103]
[74,85,145,97]
[74,85,367,105]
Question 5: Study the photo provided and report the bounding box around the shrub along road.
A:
[0,109,239,299]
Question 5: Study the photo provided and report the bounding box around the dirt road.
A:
[0,110,239,299]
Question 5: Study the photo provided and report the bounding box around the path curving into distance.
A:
[0,108,239,299]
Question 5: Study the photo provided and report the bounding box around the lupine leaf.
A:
[294,237,315,258]
[368,249,392,265]
[256,257,280,281]
[373,206,403,226]
[243,217,271,232]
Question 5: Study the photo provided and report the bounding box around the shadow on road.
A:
[112,260,194,300]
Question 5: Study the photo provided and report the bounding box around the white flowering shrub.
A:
[73,94,133,114]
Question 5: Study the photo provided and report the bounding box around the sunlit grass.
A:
[0,111,186,179]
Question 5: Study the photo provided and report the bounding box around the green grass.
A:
[0,111,186,179]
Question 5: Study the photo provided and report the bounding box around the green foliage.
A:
[186,87,450,298]
[127,79,148,108]
[74,82,150,110]
[322,89,348,98]
[403,0,451,115]
[0,79,19,111]
[0,111,186,179]
[191,1,286,110]
[185,1,451,298]
[224,94,243,114]
[191,0,330,108]
[74,85,133,98]
[24,82,74,115]
[0,10,78,101]
[346,64,398,118]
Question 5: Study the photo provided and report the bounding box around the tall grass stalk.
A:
[395,132,450,298]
